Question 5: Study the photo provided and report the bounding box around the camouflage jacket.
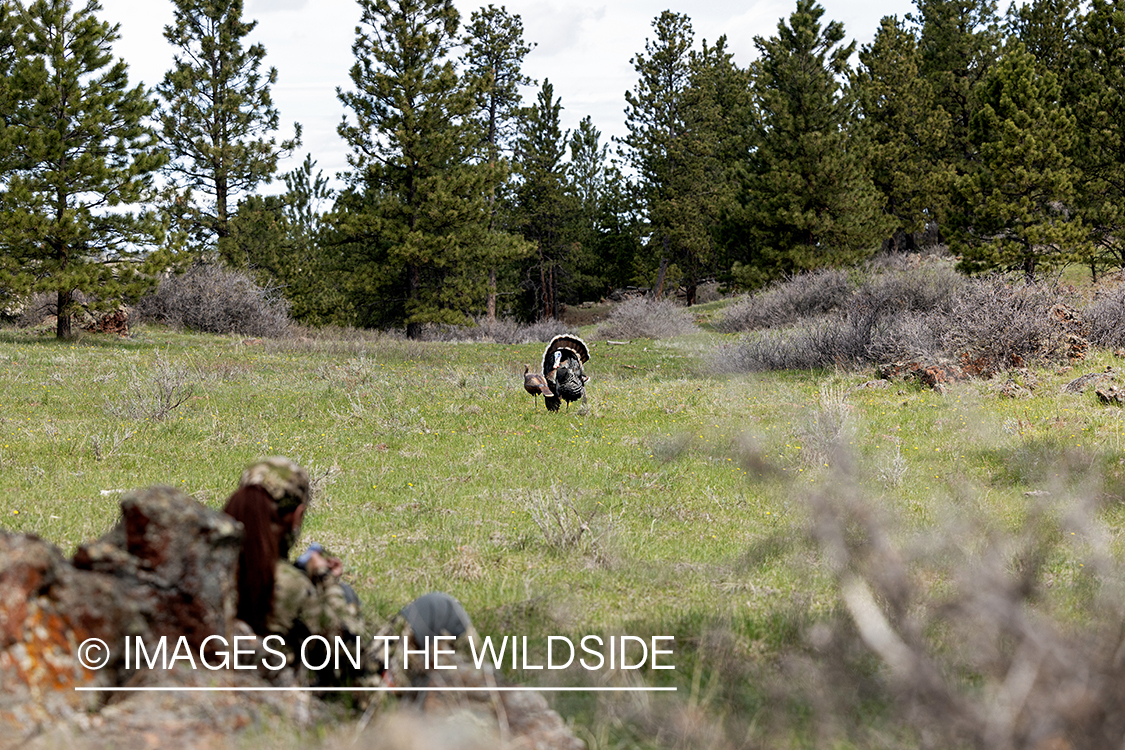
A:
[264,564,480,696]
[267,561,370,684]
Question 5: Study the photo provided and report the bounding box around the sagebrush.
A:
[594,297,698,340]
[135,265,292,337]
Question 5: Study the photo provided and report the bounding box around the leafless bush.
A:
[856,262,966,317]
[594,297,699,340]
[797,384,855,469]
[524,484,610,559]
[135,265,292,337]
[416,316,560,344]
[717,268,852,333]
[13,292,57,328]
[712,318,873,372]
[800,452,1125,750]
[943,278,1084,373]
[89,428,136,461]
[716,273,1083,375]
[1086,283,1125,349]
[106,354,196,421]
[863,311,943,363]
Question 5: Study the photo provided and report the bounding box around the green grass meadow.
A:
[4,321,1125,746]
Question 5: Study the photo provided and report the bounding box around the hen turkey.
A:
[523,364,554,406]
[541,334,590,412]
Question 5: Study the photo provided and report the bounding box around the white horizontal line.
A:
[75,686,676,692]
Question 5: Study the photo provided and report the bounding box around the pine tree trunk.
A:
[549,265,558,319]
[487,267,497,321]
[538,247,548,320]
[406,262,421,339]
[56,289,72,339]
[653,236,670,300]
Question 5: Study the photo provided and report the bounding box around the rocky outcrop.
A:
[79,307,129,336]
[1,486,238,747]
[876,360,968,393]
[73,486,242,649]
[1,488,587,750]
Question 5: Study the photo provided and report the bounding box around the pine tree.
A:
[687,36,750,300]
[226,155,344,324]
[726,0,889,286]
[514,80,581,320]
[335,0,528,336]
[463,4,534,161]
[1006,0,1081,77]
[568,117,609,228]
[620,11,733,304]
[567,118,639,293]
[911,0,1001,217]
[952,42,1087,277]
[0,0,19,176]
[1071,0,1125,270]
[0,0,167,339]
[855,15,952,246]
[157,0,300,262]
[461,4,534,320]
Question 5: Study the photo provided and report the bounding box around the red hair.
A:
[223,485,280,635]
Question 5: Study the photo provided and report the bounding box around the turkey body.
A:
[524,364,553,403]
[541,335,590,412]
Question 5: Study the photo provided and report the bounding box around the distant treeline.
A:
[1,0,1122,338]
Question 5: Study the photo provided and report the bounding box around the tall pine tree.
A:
[1006,0,1081,78]
[1072,0,1125,271]
[725,0,889,286]
[620,11,732,303]
[0,0,167,339]
[952,42,1087,277]
[335,0,528,336]
[514,80,580,320]
[855,15,952,248]
[911,0,1000,224]
[0,0,18,177]
[461,4,534,320]
[568,117,639,294]
[157,0,300,262]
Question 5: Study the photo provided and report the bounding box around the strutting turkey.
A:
[541,334,590,412]
[523,364,554,406]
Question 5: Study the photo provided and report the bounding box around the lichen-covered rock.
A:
[0,531,143,746]
[1097,385,1125,405]
[73,486,242,647]
[79,307,129,336]
[877,360,967,393]
[2,487,241,748]
[3,487,587,750]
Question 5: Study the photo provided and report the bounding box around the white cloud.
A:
[248,0,310,13]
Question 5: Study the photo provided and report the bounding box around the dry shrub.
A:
[797,450,1125,749]
[13,292,57,328]
[106,353,196,421]
[1086,283,1125,349]
[943,277,1084,373]
[135,264,292,337]
[595,297,698,340]
[717,268,852,333]
[713,318,872,372]
[715,272,1083,375]
[416,316,560,344]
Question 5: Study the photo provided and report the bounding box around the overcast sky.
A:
[96,0,943,191]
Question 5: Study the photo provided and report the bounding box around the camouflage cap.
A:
[239,456,310,514]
